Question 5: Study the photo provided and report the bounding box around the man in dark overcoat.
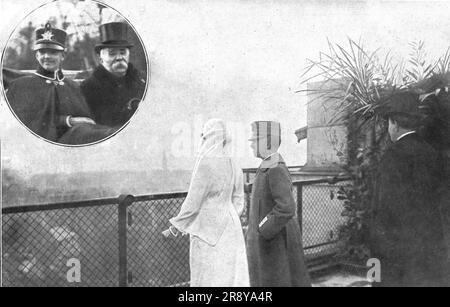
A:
[370,91,447,287]
[246,121,311,287]
[5,23,109,145]
[80,22,146,128]
[416,86,450,285]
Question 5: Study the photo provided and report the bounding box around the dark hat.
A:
[248,121,281,143]
[34,23,66,51]
[95,22,134,53]
[419,89,450,151]
[380,91,422,118]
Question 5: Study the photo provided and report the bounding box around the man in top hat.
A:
[6,23,101,144]
[370,91,447,286]
[246,121,311,287]
[80,22,146,128]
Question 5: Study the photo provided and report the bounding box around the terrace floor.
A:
[312,273,371,287]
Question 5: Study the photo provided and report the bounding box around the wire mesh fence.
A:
[300,180,351,259]
[2,201,119,287]
[2,177,351,287]
[127,194,189,287]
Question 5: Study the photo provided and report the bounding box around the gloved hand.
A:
[162,226,179,238]
[68,116,96,126]
[162,226,187,238]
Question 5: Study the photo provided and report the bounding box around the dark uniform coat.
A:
[6,67,95,144]
[370,133,447,287]
[80,63,146,128]
[6,67,116,145]
[246,153,311,287]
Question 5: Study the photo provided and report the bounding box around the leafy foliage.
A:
[435,47,450,75]
[406,40,435,83]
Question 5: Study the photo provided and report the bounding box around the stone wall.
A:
[301,79,349,174]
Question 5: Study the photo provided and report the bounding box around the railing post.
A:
[118,194,134,287]
[244,183,252,224]
[245,172,251,222]
[296,183,303,235]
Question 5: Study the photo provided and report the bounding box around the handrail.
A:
[2,176,351,214]
[2,196,120,214]
[242,165,304,173]
[244,175,351,192]
[132,191,188,202]
[292,176,351,185]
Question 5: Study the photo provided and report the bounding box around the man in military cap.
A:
[370,91,447,286]
[246,121,311,287]
[80,22,146,128]
[6,23,104,144]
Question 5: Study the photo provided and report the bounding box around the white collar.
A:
[262,152,278,161]
[34,70,65,82]
[258,152,280,170]
[396,131,416,142]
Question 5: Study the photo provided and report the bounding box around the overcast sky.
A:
[2,0,450,178]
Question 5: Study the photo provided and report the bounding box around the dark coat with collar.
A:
[370,133,448,287]
[80,63,146,128]
[246,153,311,287]
[6,67,94,143]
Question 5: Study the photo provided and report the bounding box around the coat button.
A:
[46,80,51,84]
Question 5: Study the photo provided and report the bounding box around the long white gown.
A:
[170,156,249,287]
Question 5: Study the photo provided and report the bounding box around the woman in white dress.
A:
[163,119,249,287]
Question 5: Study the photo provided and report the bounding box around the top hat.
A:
[95,22,134,53]
[248,121,281,143]
[380,91,422,118]
[34,23,66,51]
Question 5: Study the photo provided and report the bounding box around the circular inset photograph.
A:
[1,0,149,146]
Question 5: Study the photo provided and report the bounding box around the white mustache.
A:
[114,60,128,65]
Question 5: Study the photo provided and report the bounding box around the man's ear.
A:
[97,50,103,63]
[390,118,400,132]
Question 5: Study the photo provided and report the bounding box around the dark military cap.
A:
[34,23,66,51]
[248,120,282,147]
[95,22,134,53]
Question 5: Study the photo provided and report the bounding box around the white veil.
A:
[191,118,231,178]
[169,119,234,245]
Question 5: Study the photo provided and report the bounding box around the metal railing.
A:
[2,176,351,287]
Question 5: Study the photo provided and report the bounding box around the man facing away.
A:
[80,22,146,128]
[246,121,311,287]
[370,91,447,287]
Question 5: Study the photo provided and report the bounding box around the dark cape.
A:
[2,68,32,90]
[6,67,114,145]
[370,133,448,287]
[246,153,311,287]
[80,63,146,128]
